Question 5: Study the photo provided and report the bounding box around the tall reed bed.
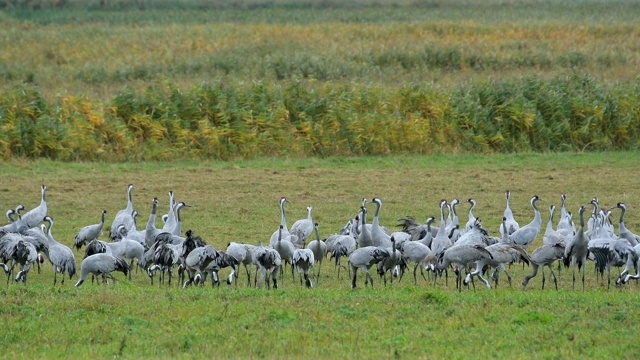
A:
[1,74,638,160]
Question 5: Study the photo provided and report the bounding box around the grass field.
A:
[1,153,640,358]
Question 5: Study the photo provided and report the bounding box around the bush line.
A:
[1,73,638,161]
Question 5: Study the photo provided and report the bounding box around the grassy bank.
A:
[1,153,640,357]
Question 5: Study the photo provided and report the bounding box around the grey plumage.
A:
[75,210,107,250]
[226,242,254,287]
[348,246,390,288]
[145,197,163,248]
[43,216,77,285]
[110,184,135,241]
[306,222,326,284]
[505,195,542,249]
[183,245,217,287]
[501,190,520,236]
[290,205,314,245]
[329,234,356,280]
[398,240,435,285]
[522,242,565,290]
[202,250,239,287]
[20,185,48,229]
[437,244,493,291]
[293,241,315,288]
[75,253,129,287]
[563,205,589,291]
[254,243,282,289]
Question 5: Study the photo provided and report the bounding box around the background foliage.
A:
[1,0,639,160]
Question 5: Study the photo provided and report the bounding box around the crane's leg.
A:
[272,266,279,289]
[316,260,322,285]
[541,266,546,290]
[351,265,358,288]
[572,261,576,291]
[522,264,538,289]
[548,264,559,290]
[366,270,374,289]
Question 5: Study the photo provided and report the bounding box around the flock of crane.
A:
[1,184,640,292]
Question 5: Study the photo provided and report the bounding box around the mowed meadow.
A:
[2,154,640,359]
[1,0,640,160]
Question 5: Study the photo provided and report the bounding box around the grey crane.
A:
[543,205,571,246]
[201,250,239,287]
[464,198,478,233]
[618,244,640,284]
[471,230,530,288]
[398,240,436,285]
[522,242,566,290]
[357,206,374,248]
[84,239,110,258]
[563,205,589,291]
[145,197,163,248]
[376,236,401,287]
[75,253,129,287]
[0,234,39,284]
[505,195,542,250]
[226,242,254,287]
[1,206,29,234]
[348,246,390,288]
[269,197,293,246]
[611,203,640,246]
[557,193,575,236]
[330,234,356,280]
[431,200,453,284]
[588,237,632,289]
[396,215,435,246]
[112,217,145,247]
[290,205,314,245]
[273,225,296,281]
[454,219,491,247]
[182,245,217,287]
[20,185,47,229]
[370,197,392,248]
[437,244,494,291]
[306,222,326,284]
[254,242,282,289]
[110,184,135,241]
[445,199,461,242]
[293,240,315,288]
[43,216,77,285]
[171,202,191,236]
[501,190,520,237]
[162,191,177,233]
[107,226,145,280]
[74,210,107,250]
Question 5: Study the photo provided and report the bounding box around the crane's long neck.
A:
[314,224,320,241]
[147,200,157,228]
[560,195,567,219]
[41,185,47,204]
[468,201,475,220]
[125,185,134,212]
[546,206,554,233]
[7,210,16,223]
[373,200,381,227]
[619,205,626,226]
[437,202,446,236]
[280,200,288,232]
[101,211,106,225]
[307,207,313,222]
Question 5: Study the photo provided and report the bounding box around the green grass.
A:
[1,153,640,358]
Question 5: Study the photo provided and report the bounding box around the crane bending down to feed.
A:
[75,253,129,287]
